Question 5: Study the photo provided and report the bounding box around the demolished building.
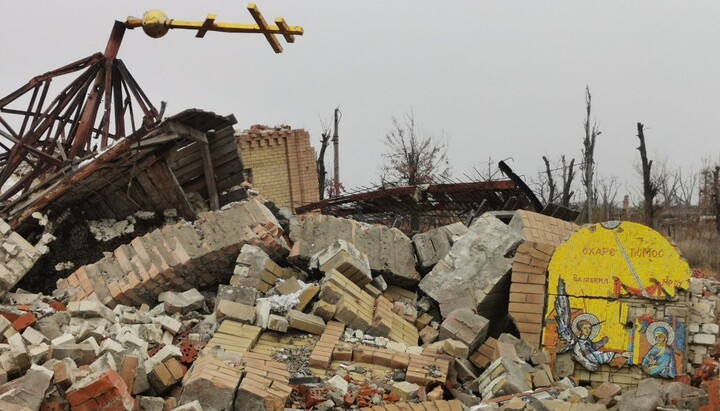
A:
[0,9,718,411]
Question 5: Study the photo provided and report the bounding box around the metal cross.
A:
[125,3,304,53]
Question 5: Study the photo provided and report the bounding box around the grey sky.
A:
[2,2,718,202]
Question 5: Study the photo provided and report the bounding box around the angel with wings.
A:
[554,278,622,371]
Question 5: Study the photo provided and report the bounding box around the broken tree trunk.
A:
[636,122,657,228]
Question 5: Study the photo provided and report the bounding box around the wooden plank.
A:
[199,142,220,211]
[145,161,197,220]
[177,149,240,183]
[170,143,201,168]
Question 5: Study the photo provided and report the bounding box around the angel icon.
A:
[554,278,630,371]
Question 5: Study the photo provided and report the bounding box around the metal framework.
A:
[0,4,302,203]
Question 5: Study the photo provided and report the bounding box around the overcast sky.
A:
[2,2,718,202]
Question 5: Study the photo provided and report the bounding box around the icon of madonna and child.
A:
[551,278,681,379]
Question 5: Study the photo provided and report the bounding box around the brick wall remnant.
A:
[236,127,319,211]
[506,210,579,349]
[0,219,42,295]
[56,198,288,307]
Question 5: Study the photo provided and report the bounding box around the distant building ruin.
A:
[236,126,319,211]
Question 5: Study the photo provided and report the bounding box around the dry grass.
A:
[674,222,720,278]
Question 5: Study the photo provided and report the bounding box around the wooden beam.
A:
[157,121,208,144]
[247,4,283,53]
[196,14,217,38]
[199,141,219,210]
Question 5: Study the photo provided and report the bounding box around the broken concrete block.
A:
[50,343,96,366]
[0,222,41,293]
[215,300,256,324]
[255,300,272,329]
[8,333,30,369]
[172,400,203,411]
[287,310,326,335]
[412,222,469,270]
[310,239,372,287]
[267,315,289,333]
[136,396,165,411]
[0,364,53,410]
[443,339,469,358]
[180,354,242,411]
[296,284,319,311]
[419,214,523,317]
[160,289,205,315]
[154,315,182,335]
[67,300,116,322]
[592,381,622,401]
[231,244,272,290]
[419,325,439,344]
[440,308,489,352]
[89,352,117,373]
[530,350,550,365]
[390,381,420,401]
[21,327,47,346]
[325,374,349,396]
[311,300,336,323]
[476,357,532,400]
[290,214,420,287]
[617,379,665,411]
[53,360,74,390]
[65,369,134,411]
[498,333,533,362]
[275,277,302,295]
[217,284,258,307]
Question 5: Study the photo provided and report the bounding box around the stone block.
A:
[217,284,258,307]
[289,214,420,288]
[160,289,204,315]
[693,333,717,345]
[310,239,372,287]
[390,381,420,401]
[443,339,469,358]
[419,214,523,317]
[287,310,326,335]
[0,364,53,411]
[216,300,256,324]
[275,277,302,295]
[180,354,242,411]
[311,300,336,323]
[267,315,288,333]
[701,323,719,335]
[136,396,165,411]
[439,308,489,352]
[413,222,469,270]
[419,326,439,344]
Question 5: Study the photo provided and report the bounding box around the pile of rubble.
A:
[0,198,716,411]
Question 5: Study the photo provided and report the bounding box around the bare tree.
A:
[673,167,698,208]
[636,123,659,227]
[542,156,557,204]
[597,175,620,221]
[581,86,601,223]
[532,155,575,207]
[380,110,450,186]
[560,155,576,207]
[316,116,332,200]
